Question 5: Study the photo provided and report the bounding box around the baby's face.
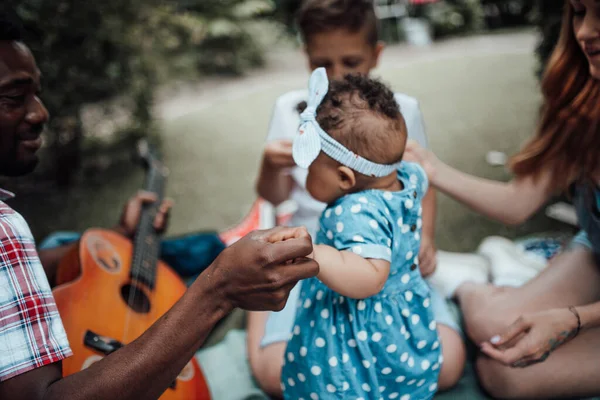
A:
[306,153,345,204]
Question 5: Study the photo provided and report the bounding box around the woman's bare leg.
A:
[246,311,285,398]
[476,327,600,399]
[456,248,600,398]
[437,324,467,391]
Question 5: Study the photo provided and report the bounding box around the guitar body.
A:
[53,228,211,400]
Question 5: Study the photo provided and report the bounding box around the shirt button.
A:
[411,225,417,232]
[410,264,417,271]
[413,191,417,198]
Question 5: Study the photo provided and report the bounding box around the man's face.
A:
[0,41,48,177]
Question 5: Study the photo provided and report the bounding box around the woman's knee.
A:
[459,285,519,343]
[437,325,467,391]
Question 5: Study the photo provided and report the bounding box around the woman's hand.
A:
[480,308,580,368]
[403,139,441,184]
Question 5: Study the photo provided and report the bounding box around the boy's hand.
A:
[418,236,437,278]
[264,140,295,169]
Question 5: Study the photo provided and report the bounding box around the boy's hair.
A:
[296,0,379,46]
[317,74,407,165]
[0,9,24,42]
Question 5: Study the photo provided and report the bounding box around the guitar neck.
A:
[130,163,166,290]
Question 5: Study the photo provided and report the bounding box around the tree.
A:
[177,0,276,75]
[6,0,170,185]
[3,0,276,186]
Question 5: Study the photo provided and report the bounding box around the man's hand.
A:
[116,191,173,238]
[207,226,318,311]
[263,140,295,169]
[418,236,437,278]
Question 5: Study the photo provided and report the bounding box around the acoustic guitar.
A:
[52,141,211,399]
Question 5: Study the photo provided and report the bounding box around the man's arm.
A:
[0,227,318,400]
[1,275,228,400]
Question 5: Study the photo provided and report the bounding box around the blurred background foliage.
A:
[1,0,562,185]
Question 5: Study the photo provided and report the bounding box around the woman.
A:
[407,1,600,398]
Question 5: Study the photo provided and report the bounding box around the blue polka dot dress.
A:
[281,162,442,400]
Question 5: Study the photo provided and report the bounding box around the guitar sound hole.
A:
[120,284,151,313]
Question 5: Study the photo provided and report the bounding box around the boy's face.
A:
[305,26,383,80]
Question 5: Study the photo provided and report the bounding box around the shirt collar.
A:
[0,188,15,201]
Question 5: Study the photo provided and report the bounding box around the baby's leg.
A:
[428,286,466,391]
[247,311,286,398]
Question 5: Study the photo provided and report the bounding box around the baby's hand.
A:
[269,226,314,264]
[263,139,296,169]
[418,236,437,278]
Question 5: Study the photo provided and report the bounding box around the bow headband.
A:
[292,68,401,177]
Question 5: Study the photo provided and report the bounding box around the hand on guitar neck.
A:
[39,190,173,287]
[114,190,173,239]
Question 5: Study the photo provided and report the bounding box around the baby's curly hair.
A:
[316,74,407,165]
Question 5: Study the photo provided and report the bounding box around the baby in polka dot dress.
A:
[281,70,441,400]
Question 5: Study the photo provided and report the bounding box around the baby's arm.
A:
[314,200,395,299]
[312,245,390,299]
[405,140,554,225]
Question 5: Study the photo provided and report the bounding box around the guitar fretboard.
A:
[130,161,166,290]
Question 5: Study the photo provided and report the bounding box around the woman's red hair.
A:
[510,2,600,192]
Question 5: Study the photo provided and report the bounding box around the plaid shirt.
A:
[0,189,71,381]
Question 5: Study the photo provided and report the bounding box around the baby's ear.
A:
[337,166,356,191]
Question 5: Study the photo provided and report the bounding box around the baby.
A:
[281,68,441,400]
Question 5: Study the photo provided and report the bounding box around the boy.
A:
[247,0,466,397]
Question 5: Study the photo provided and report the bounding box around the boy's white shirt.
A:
[266,89,429,237]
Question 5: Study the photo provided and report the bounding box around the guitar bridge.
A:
[84,330,177,389]
[84,330,124,355]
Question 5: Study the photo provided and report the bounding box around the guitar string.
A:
[123,191,158,341]
[123,164,163,343]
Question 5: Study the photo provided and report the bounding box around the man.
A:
[0,13,318,400]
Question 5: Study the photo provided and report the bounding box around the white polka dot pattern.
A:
[280,163,440,399]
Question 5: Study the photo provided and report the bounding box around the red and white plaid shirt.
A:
[0,189,71,381]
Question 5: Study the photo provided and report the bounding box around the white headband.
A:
[292,68,401,177]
